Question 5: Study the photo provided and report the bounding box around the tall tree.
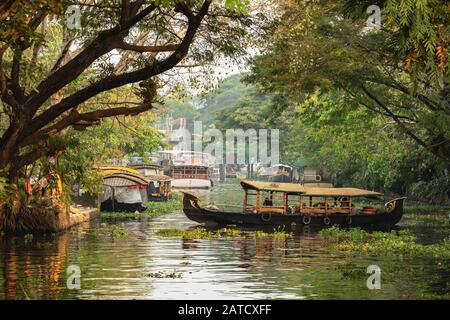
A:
[0,0,253,230]
[247,0,450,163]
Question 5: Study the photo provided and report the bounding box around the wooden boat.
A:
[128,163,172,201]
[269,164,293,182]
[182,180,406,228]
[100,172,149,212]
[146,174,172,201]
[170,164,212,189]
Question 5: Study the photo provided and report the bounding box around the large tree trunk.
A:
[0,154,71,234]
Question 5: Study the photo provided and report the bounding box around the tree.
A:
[0,0,252,231]
[247,0,450,163]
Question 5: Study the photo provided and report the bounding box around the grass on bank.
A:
[100,193,182,220]
[320,226,450,259]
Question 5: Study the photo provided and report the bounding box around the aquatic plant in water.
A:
[155,226,294,240]
[320,226,450,259]
[108,225,130,239]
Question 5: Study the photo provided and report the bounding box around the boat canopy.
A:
[271,164,292,169]
[103,172,148,187]
[240,180,382,197]
[129,163,163,170]
[97,166,140,176]
[145,174,172,182]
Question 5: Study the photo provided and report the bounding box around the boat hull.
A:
[100,199,146,212]
[172,179,212,189]
[182,193,405,228]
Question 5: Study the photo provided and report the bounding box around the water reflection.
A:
[0,181,448,299]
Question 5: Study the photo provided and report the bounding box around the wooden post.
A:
[244,191,248,212]
[256,191,260,212]
[349,197,352,214]
[283,193,287,214]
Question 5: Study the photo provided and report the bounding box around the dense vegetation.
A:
[245,0,449,203]
[194,0,449,203]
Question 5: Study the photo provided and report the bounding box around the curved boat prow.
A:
[182,192,201,211]
[384,197,407,225]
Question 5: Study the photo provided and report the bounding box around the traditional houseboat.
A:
[269,164,295,183]
[170,164,212,189]
[100,172,149,212]
[182,180,405,227]
[129,163,172,201]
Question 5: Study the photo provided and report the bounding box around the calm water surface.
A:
[0,180,449,299]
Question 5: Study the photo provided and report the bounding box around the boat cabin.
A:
[146,174,172,201]
[241,181,382,216]
[101,172,149,212]
[171,165,209,180]
[269,164,293,182]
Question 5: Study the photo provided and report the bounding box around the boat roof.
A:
[145,174,172,182]
[129,163,162,170]
[172,164,209,169]
[271,164,292,169]
[240,180,382,197]
[103,172,148,187]
[98,166,140,176]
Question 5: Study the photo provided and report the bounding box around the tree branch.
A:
[22,1,212,138]
[19,103,153,148]
[361,84,431,150]
[25,3,157,116]
[117,41,179,53]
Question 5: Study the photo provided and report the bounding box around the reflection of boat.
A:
[170,165,212,189]
[182,180,405,228]
[100,172,149,212]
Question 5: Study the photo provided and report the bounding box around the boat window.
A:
[260,191,284,208]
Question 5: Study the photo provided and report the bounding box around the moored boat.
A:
[182,180,406,228]
[269,164,293,182]
[100,171,149,212]
[170,164,212,189]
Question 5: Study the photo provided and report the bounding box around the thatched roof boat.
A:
[182,180,405,228]
[100,172,148,212]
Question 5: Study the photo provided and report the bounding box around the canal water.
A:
[0,180,449,299]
